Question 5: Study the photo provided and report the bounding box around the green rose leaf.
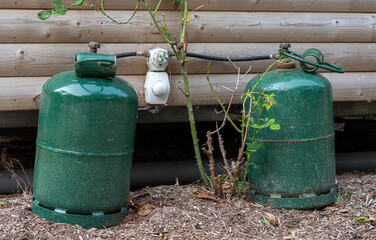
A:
[72,0,85,6]
[270,123,281,130]
[52,7,68,16]
[51,0,63,7]
[37,10,53,20]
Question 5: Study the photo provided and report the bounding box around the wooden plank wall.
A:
[0,0,376,117]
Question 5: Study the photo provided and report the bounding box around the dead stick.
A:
[218,176,223,198]
[202,131,217,193]
[216,122,232,178]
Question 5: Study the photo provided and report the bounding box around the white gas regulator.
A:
[144,47,170,105]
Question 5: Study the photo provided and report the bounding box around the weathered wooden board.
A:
[2,0,375,13]
[2,101,376,129]
[1,10,375,43]
[0,110,39,128]
[333,101,376,117]
[1,43,374,77]
[1,72,375,111]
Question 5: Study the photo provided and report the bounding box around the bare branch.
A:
[216,122,232,178]
[201,131,217,193]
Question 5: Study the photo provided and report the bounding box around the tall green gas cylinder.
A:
[32,48,138,228]
[245,44,344,209]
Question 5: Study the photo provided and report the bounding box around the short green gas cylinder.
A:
[32,51,138,228]
[245,46,343,209]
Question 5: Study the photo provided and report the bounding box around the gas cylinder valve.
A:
[88,42,100,53]
[144,47,170,105]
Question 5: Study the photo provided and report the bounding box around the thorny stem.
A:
[232,92,253,194]
[218,177,224,197]
[202,132,217,193]
[177,0,209,186]
[216,123,232,179]
[182,62,209,186]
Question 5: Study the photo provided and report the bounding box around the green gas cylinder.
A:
[244,45,343,209]
[32,49,138,228]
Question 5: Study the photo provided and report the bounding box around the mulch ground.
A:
[0,169,375,240]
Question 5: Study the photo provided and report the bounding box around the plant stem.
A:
[202,131,217,192]
[86,0,140,24]
[176,0,209,186]
[232,93,253,194]
[206,72,241,133]
[181,63,209,186]
[143,0,173,44]
[237,98,264,196]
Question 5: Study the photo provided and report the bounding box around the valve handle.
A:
[278,49,344,73]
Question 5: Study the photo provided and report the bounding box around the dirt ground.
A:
[0,169,375,240]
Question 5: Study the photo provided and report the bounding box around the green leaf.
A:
[290,230,297,236]
[37,10,52,20]
[335,193,344,203]
[52,7,68,16]
[220,174,226,182]
[262,218,270,225]
[346,190,353,196]
[72,0,85,6]
[263,93,277,108]
[270,123,281,130]
[246,141,263,155]
[51,0,63,7]
[0,201,4,205]
[247,141,263,151]
[266,118,275,126]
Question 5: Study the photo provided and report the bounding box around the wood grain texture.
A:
[1,72,375,111]
[1,10,375,43]
[2,102,376,128]
[1,0,375,12]
[1,43,375,77]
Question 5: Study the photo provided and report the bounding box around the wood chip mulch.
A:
[0,169,375,239]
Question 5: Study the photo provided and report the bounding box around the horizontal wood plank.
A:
[2,0,375,12]
[1,10,375,43]
[2,101,376,128]
[1,72,375,111]
[1,43,375,77]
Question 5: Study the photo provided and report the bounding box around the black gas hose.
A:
[116,50,276,62]
[116,52,138,58]
[185,52,275,61]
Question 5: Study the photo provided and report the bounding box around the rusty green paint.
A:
[245,68,336,209]
[32,54,138,228]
